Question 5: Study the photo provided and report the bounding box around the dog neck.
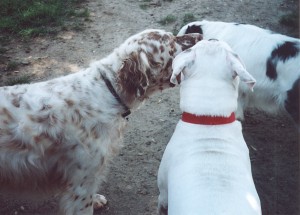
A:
[99,70,131,118]
[179,80,238,117]
[181,112,236,125]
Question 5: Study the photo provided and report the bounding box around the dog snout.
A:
[176,33,203,50]
[194,33,203,42]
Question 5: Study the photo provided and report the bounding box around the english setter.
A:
[0,29,202,215]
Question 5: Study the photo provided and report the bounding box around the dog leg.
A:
[57,166,104,215]
[58,183,96,215]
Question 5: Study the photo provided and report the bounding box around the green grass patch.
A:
[0,0,88,37]
[182,13,197,25]
[69,8,90,18]
[140,4,150,10]
[158,15,177,25]
[6,61,19,71]
[169,13,198,35]
[5,74,32,86]
[139,0,156,10]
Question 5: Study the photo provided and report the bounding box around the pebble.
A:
[21,60,30,65]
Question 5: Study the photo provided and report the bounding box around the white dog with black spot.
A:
[177,20,300,126]
[157,40,262,215]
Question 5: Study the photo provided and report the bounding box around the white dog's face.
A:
[171,40,256,90]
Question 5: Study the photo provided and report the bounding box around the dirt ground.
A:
[0,0,299,214]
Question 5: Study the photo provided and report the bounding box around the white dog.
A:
[0,29,201,215]
[178,20,300,126]
[157,40,261,215]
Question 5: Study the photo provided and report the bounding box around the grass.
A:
[6,61,19,71]
[0,0,89,87]
[158,15,177,25]
[0,0,89,37]
[139,0,159,10]
[164,13,198,35]
[157,13,198,34]
[182,13,197,25]
[5,74,32,86]
[140,4,150,10]
[70,8,90,18]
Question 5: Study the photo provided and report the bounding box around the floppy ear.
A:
[170,49,196,85]
[227,51,256,91]
[117,52,150,101]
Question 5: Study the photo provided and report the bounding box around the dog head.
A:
[115,29,202,105]
[171,39,255,89]
[171,40,256,115]
[177,21,205,36]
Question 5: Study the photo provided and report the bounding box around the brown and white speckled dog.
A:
[0,29,202,215]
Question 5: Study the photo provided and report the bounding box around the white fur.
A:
[157,40,261,215]
[0,29,201,215]
[178,20,300,123]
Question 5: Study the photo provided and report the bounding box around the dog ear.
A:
[117,52,150,101]
[170,48,196,85]
[227,51,256,91]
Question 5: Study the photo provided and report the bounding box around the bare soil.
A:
[0,0,299,214]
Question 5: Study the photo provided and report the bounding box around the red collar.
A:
[182,112,235,125]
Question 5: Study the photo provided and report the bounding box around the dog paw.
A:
[93,194,107,209]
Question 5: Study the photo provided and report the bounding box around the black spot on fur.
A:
[266,41,299,80]
[285,78,300,125]
[185,25,203,34]
[266,59,277,80]
[273,41,299,62]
